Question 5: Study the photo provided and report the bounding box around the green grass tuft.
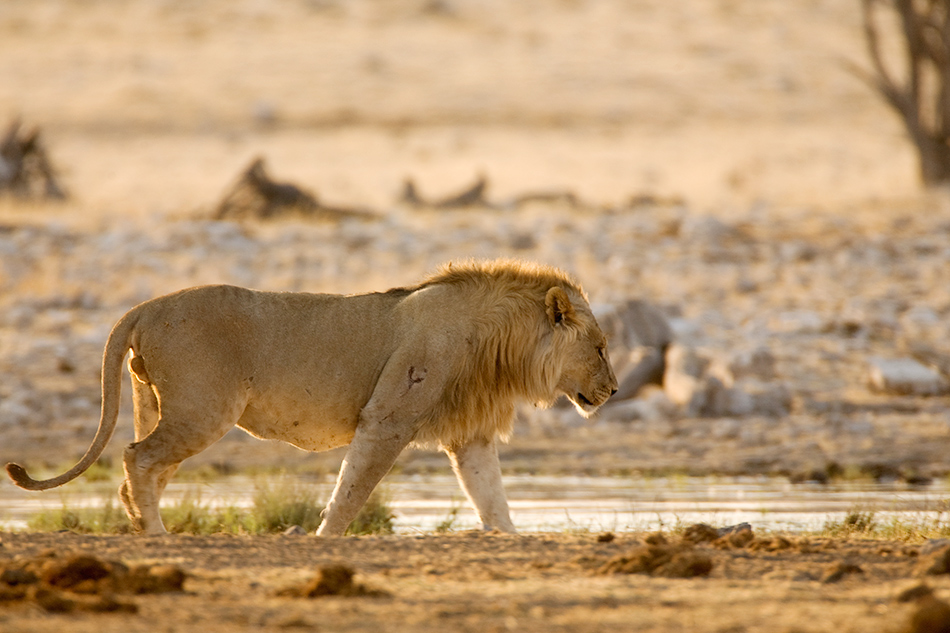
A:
[24,478,398,536]
[161,490,245,535]
[81,459,119,483]
[822,510,877,538]
[27,496,133,534]
[435,499,463,533]
[820,505,950,541]
[246,478,325,533]
[347,490,395,535]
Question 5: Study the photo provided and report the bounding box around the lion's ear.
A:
[545,287,576,327]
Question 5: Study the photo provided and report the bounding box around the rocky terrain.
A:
[2,194,950,484]
[0,0,949,485]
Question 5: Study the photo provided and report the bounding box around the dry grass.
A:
[26,479,394,536]
[820,506,950,541]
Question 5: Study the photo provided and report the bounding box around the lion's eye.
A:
[597,347,606,360]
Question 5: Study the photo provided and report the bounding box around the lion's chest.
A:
[236,391,360,452]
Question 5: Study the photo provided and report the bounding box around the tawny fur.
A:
[6,258,617,535]
[408,259,595,447]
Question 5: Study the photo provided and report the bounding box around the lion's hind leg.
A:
[119,464,179,532]
[120,374,163,528]
[122,390,247,535]
[130,358,161,440]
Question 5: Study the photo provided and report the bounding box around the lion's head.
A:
[408,259,619,448]
[544,286,618,417]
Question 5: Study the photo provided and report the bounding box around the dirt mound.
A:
[903,597,950,633]
[918,544,950,576]
[593,525,809,579]
[278,564,388,598]
[748,536,794,552]
[597,532,713,579]
[898,584,936,603]
[821,561,864,583]
[0,550,186,614]
[705,525,795,552]
[681,523,720,544]
[714,527,756,549]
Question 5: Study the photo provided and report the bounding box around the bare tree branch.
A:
[861,0,950,184]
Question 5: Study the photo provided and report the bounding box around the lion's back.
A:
[128,285,404,401]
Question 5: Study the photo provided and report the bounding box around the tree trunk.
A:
[916,134,950,185]
[861,0,950,186]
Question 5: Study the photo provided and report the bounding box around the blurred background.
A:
[1,0,949,531]
[0,0,919,217]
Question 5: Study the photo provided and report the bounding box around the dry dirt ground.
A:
[0,529,947,633]
[2,1,950,631]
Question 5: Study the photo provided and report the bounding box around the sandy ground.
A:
[0,529,944,633]
[2,0,950,630]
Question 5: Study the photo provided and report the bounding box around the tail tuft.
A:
[6,462,36,489]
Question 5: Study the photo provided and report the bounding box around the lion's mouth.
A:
[576,393,594,407]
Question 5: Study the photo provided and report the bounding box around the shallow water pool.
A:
[2,474,947,534]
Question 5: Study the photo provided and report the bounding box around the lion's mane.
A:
[407,259,588,449]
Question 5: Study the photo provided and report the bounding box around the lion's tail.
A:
[6,308,139,491]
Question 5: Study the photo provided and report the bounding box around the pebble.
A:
[868,358,949,396]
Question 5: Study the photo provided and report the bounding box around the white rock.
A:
[1,304,36,328]
[666,344,708,379]
[867,357,949,396]
[903,305,940,326]
[901,305,943,339]
[614,347,666,401]
[738,426,765,447]
[711,418,741,440]
[0,398,33,428]
[599,399,650,423]
[700,376,731,417]
[667,317,703,346]
[680,215,738,243]
[747,381,793,417]
[845,420,874,436]
[596,300,673,370]
[722,387,755,417]
[601,390,675,424]
[728,347,778,381]
[769,311,826,334]
[663,344,709,407]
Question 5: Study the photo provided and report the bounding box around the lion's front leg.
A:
[316,348,447,537]
[445,438,516,533]
[316,407,416,537]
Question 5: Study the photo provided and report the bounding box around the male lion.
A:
[7,259,618,535]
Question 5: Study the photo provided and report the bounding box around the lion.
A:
[6,258,618,535]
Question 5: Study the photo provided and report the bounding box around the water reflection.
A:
[1,475,947,534]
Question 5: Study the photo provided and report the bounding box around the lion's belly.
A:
[236,397,359,452]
